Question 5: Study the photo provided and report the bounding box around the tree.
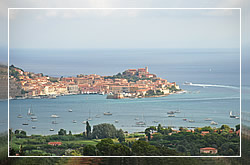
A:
[20,130,26,136]
[58,129,66,136]
[221,125,230,132]
[15,130,20,134]
[19,144,25,156]
[157,124,163,133]
[86,121,91,138]
[82,145,97,156]
[131,140,159,156]
[177,145,186,153]
[96,138,114,155]
[235,124,240,131]
[110,144,131,156]
[69,131,72,135]
[117,129,125,143]
[92,123,117,139]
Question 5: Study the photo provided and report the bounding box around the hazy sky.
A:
[9,9,240,49]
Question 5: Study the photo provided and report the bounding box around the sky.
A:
[9,9,240,50]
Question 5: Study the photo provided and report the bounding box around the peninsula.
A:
[9,65,181,99]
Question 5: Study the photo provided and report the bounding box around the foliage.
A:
[86,121,91,138]
[58,129,67,136]
[91,123,117,139]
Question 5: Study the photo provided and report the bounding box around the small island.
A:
[9,65,182,99]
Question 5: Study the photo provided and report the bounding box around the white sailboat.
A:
[230,111,236,118]
[87,109,92,121]
[27,105,35,116]
[211,121,218,125]
[17,106,22,118]
[136,114,146,126]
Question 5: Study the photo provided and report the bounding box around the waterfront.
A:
[10,83,240,135]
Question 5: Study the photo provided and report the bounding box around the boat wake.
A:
[188,83,239,89]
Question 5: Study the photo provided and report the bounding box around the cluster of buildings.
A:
[10,66,180,99]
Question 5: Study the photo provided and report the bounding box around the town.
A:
[9,65,181,99]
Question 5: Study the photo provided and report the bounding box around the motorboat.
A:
[68,109,73,112]
[31,116,37,119]
[51,114,59,118]
[17,114,23,118]
[168,114,175,117]
[183,81,192,85]
[205,118,212,121]
[104,112,112,115]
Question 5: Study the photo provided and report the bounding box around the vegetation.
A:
[9,123,240,157]
[104,72,153,82]
[145,89,164,96]
[145,124,240,156]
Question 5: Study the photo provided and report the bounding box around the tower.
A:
[145,66,148,73]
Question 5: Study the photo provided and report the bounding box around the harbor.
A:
[10,84,240,135]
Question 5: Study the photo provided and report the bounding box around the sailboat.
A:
[17,106,23,118]
[87,109,92,121]
[27,105,35,116]
[183,113,187,121]
[230,111,236,118]
[136,114,146,126]
[211,121,218,125]
[95,109,101,118]
[52,117,58,124]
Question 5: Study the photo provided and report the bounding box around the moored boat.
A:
[168,114,175,117]
[104,112,112,115]
[230,111,236,118]
[211,121,218,125]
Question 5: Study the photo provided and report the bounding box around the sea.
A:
[3,48,250,135]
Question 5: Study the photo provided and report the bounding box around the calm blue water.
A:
[5,48,245,135]
[9,85,240,135]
